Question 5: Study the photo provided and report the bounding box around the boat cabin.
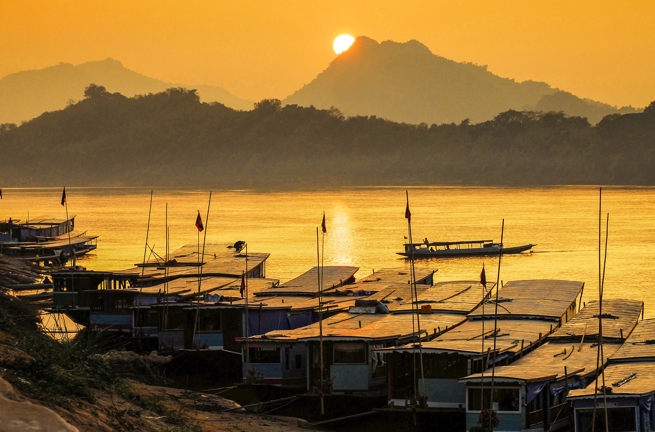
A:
[460,299,643,432]
[568,316,655,432]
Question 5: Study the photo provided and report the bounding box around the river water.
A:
[2,186,654,317]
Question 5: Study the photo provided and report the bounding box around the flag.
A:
[0,188,3,199]
[195,211,204,232]
[405,200,411,222]
[321,212,327,234]
[60,187,66,206]
[480,264,487,288]
[240,273,245,298]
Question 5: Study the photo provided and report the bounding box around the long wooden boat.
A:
[398,238,534,258]
[0,216,98,266]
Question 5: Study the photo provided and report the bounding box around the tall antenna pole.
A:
[317,225,325,416]
[592,187,610,432]
[405,191,424,405]
[141,190,153,277]
[61,187,74,267]
[489,219,505,412]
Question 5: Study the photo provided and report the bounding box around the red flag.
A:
[240,273,245,298]
[480,264,487,288]
[195,211,204,232]
[60,187,66,206]
[321,212,327,234]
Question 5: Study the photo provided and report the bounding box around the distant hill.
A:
[1,88,653,188]
[0,58,252,124]
[284,37,635,125]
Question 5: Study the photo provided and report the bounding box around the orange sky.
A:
[2,1,654,107]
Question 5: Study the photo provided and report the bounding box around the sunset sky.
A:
[2,1,654,108]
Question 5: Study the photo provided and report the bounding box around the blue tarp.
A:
[247,310,314,336]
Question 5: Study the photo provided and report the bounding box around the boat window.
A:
[423,352,468,378]
[575,407,637,432]
[196,310,221,331]
[248,347,280,364]
[467,386,520,412]
[333,342,367,364]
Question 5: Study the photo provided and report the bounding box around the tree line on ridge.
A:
[1,84,653,188]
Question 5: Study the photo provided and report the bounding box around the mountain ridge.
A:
[284,36,635,124]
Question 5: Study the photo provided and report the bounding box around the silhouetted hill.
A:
[0,59,252,124]
[0,87,653,188]
[285,37,635,125]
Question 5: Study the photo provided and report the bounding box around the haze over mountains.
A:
[0,37,637,126]
[0,59,252,124]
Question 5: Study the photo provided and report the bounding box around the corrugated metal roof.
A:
[549,299,643,342]
[569,362,655,398]
[262,266,359,296]
[250,310,465,342]
[467,279,584,320]
[115,243,270,279]
[410,318,557,355]
[462,342,622,383]
[611,318,655,362]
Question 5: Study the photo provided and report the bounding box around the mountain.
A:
[0,58,252,124]
[284,37,635,125]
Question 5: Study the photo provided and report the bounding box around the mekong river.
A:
[2,186,654,317]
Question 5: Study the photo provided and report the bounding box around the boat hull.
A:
[398,244,534,258]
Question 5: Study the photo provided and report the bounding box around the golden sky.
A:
[2,0,654,107]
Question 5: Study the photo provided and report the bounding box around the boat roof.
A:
[459,299,644,383]
[568,362,655,399]
[5,234,98,250]
[389,317,557,356]
[4,216,76,227]
[348,280,492,315]
[356,267,435,285]
[467,279,584,320]
[460,341,622,384]
[610,318,655,362]
[259,265,359,296]
[407,239,494,247]
[114,243,270,280]
[548,299,644,343]
[247,310,466,343]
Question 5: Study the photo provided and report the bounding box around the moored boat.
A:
[398,238,534,258]
[0,216,98,266]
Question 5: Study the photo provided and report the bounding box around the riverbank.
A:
[0,255,311,431]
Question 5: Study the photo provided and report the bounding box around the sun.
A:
[333,34,355,55]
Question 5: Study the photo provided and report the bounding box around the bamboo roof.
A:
[610,318,655,362]
[549,299,644,343]
[467,279,584,320]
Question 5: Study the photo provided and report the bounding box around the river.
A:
[2,186,654,317]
